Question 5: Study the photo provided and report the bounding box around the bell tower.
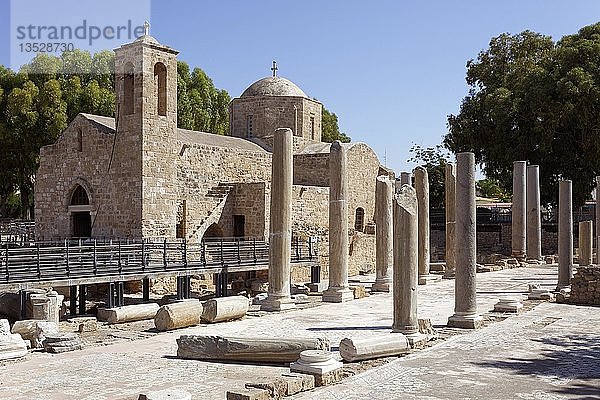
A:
[113,24,180,238]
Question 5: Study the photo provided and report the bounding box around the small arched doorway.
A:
[70,185,92,238]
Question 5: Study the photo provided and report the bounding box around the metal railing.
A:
[0,220,35,244]
[1,237,319,286]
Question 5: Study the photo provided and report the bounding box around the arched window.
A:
[123,62,135,115]
[77,128,83,152]
[71,185,89,205]
[154,62,167,116]
[354,207,365,232]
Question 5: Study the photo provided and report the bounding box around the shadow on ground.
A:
[474,335,600,398]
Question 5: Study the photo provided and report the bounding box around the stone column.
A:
[323,141,353,303]
[400,172,411,187]
[262,128,295,311]
[372,175,393,292]
[526,165,542,260]
[512,161,527,259]
[448,152,482,329]
[557,180,573,291]
[578,221,593,267]
[392,185,426,347]
[596,176,600,255]
[414,167,437,284]
[445,163,456,277]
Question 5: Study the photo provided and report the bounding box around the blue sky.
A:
[1,1,600,175]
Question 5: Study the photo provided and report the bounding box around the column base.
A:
[447,312,483,329]
[322,287,354,303]
[511,250,526,260]
[260,296,296,312]
[371,280,391,293]
[418,274,441,285]
[391,330,427,348]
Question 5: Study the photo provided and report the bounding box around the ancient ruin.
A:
[1,19,600,400]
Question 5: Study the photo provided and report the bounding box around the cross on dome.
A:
[271,60,278,77]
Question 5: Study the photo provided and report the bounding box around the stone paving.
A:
[1,266,598,399]
[293,301,600,400]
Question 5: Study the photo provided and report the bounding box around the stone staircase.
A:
[188,183,234,241]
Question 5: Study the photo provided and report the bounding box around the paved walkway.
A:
[1,266,598,399]
[293,301,600,399]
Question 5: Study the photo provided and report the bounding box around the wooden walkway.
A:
[0,237,319,291]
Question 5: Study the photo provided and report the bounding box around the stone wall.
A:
[347,143,380,234]
[569,266,600,305]
[293,153,329,187]
[229,96,322,142]
[35,114,142,240]
[175,134,273,242]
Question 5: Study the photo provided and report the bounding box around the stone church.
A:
[34,33,387,275]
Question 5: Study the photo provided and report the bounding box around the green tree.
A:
[477,178,510,201]
[445,24,600,207]
[322,107,350,143]
[176,61,230,134]
[408,144,451,209]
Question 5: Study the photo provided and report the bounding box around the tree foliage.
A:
[408,144,451,209]
[177,61,230,135]
[445,23,600,207]
[477,178,510,202]
[322,107,351,143]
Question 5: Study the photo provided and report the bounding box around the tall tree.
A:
[445,24,600,207]
[321,107,350,143]
[408,144,450,209]
[176,61,230,135]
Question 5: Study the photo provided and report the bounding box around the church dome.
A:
[241,76,307,98]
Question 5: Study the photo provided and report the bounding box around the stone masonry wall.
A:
[294,153,329,187]
[35,114,142,240]
[138,42,179,238]
[569,266,600,305]
[176,139,272,242]
[229,96,322,142]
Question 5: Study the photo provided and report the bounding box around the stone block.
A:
[245,378,287,398]
[322,287,354,303]
[281,373,315,393]
[42,332,83,353]
[493,298,523,313]
[447,314,483,329]
[34,321,59,348]
[306,282,328,293]
[350,285,368,299]
[226,388,270,400]
[528,289,554,300]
